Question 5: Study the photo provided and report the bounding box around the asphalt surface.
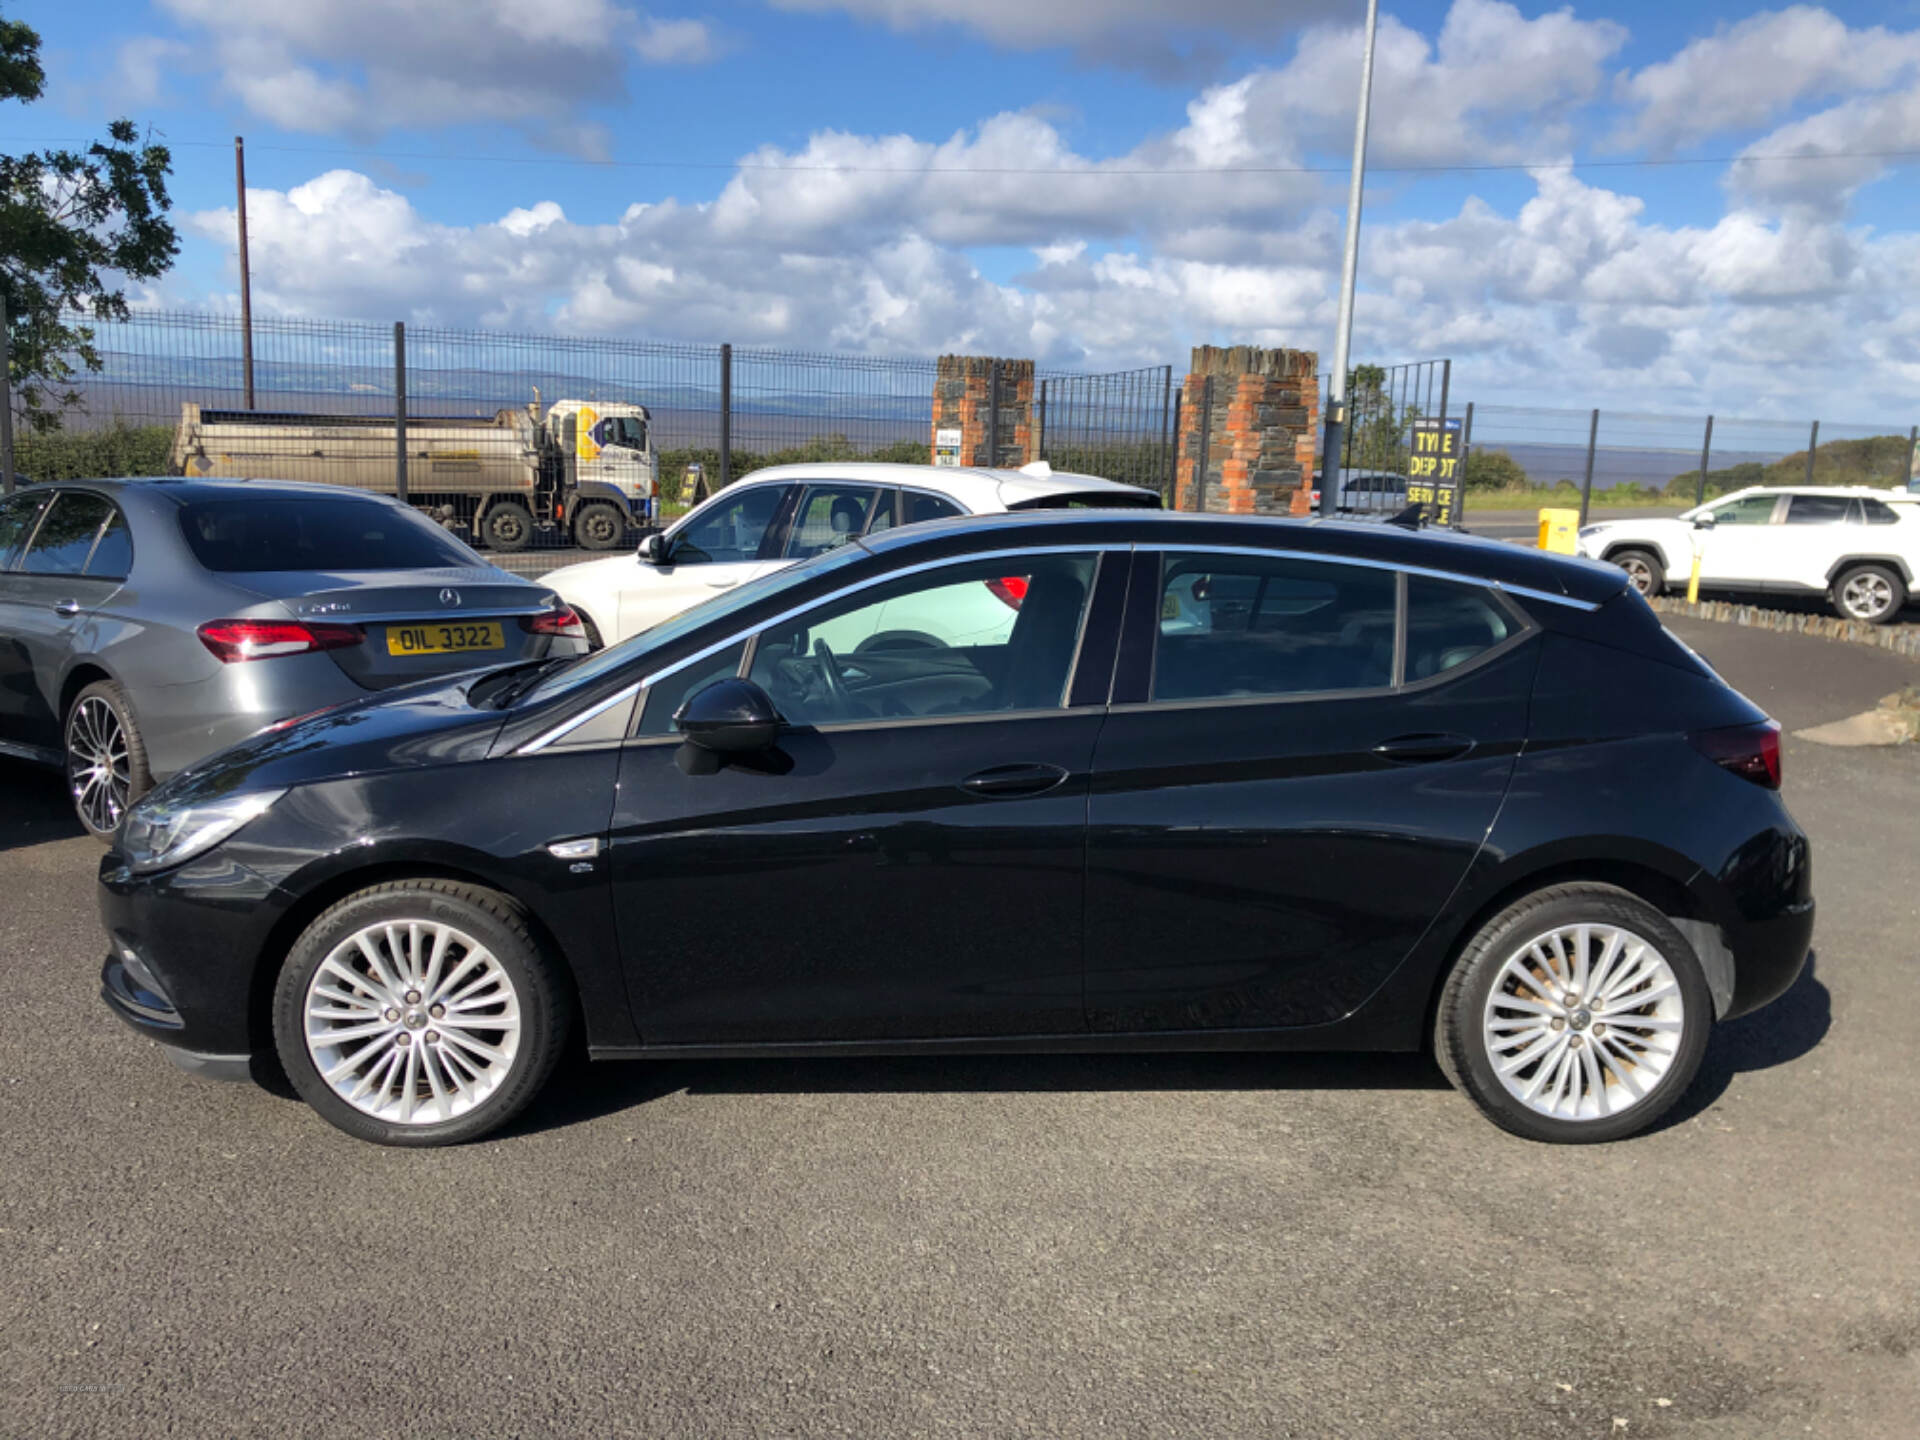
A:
[3,626,1918,1438]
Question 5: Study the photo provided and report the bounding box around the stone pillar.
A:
[933,355,1035,470]
[1174,345,1319,514]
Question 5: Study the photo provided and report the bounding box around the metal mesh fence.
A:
[1033,365,1177,499]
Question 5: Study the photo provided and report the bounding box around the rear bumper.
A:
[1724,898,1815,1021]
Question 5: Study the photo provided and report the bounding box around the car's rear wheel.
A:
[272,879,570,1146]
[1610,547,1665,597]
[1830,563,1905,624]
[1434,884,1711,1143]
[64,680,152,841]
[480,500,535,553]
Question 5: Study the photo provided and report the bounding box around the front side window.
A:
[21,492,113,576]
[0,490,51,569]
[784,485,879,560]
[1153,553,1395,702]
[639,640,747,735]
[1404,575,1515,681]
[179,498,475,572]
[1709,495,1780,526]
[747,552,1099,726]
[671,484,790,565]
[1784,494,1853,526]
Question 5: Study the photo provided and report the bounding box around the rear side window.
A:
[85,509,134,578]
[1785,494,1852,525]
[0,491,50,569]
[1152,554,1395,702]
[901,490,964,524]
[20,492,112,575]
[179,498,475,572]
[1861,499,1901,526]
[1405,576,1514,681]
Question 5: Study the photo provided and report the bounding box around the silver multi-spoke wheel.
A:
[66,695,131,834]
[1840,571,1895,621]
[304,919,523,1126]
[1483,923,1685,1122]
[1619,555,1657,595]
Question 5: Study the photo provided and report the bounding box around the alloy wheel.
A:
[1620,556,1656,595]
[66,696,131,834]
[1482,924,1685,1122]
[1841,571,1894,621]
[304,920,523,1126]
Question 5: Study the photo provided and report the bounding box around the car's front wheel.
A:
[1434,884,1711,1143]
[65,679,153,841]
[272,879,570,1146]
[1609,547,1665,598]
[1830,563,1906,625]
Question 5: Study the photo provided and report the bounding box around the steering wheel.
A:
[813,638,852,714]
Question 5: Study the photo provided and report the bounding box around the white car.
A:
[541,461,1160,647]
[1578,485,1920,624]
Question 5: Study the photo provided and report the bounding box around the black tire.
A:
[1609,547,1665,597]
[480,500,535,553]
[1433,883,1712,1144]
[64,678,153,841]
[1829,563,1906,625]
[571,500,627,552]
[574,606,605,651]
[271,879,571,1147]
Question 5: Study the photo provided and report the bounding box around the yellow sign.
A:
[1405,419,1463,527]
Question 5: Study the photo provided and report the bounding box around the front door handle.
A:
[52,599,81,618]
[960,762,1069,799]
[1374,732,1475,765]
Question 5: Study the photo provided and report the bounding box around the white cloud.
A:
[143,0,719,148]
[1615,7,1920,152]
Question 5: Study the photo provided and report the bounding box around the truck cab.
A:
[546,400,659,549]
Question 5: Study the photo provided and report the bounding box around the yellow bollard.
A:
[1537,508,1579,554]
[1687,550,1703,603]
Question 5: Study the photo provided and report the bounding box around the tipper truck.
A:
[169,396,659,552]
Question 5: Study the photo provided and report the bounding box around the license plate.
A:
[386,621,505,656]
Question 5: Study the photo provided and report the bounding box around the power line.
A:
[4,133,1919,178]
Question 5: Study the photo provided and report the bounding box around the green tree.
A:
[3,8,177,434]
[1463,448,1529,492]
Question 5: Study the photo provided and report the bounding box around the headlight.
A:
[1578,525,1605,539]
[121,789,285,874]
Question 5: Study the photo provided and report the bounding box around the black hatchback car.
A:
[98,510,1813,1146]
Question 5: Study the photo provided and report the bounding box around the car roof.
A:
[712,461,1157,510]
[1711,484,1913,501]
[31,476,413,507]
[853,507,1628,604]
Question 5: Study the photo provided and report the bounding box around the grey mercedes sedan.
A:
[0,478,587,836]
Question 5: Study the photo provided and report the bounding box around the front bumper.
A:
[100,952,256,1081]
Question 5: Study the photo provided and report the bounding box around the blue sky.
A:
[10,0,1920,419]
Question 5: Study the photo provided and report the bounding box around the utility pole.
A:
[235,136,255,410]
[1318,0,1380,517]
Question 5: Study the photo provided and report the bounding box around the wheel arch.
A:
[58,660,121,729]
[1824,554,1913,585]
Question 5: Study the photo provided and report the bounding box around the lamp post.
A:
[1318,0,1380,516]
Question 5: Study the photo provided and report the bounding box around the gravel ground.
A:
[1,626,1916,1439]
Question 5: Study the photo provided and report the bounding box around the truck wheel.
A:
[1830,564,1905,624]
[480,501,534,553]
[571,501,627,552]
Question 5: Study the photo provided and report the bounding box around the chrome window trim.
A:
[517,681,643,754]
[1130,541,1599,613]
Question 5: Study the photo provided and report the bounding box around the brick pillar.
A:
[934,355,1034,469]
[1174,345,1319,514]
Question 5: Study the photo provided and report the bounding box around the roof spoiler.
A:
[1384,503,1426,531]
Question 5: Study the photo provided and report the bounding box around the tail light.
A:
[1690,720,1781,789]
[527,605,586,640]
[198,619,363,663]
[985,576,1028,610]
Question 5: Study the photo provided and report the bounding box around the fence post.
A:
[1906,425,1917,493]
[1696,415,1714,508]
[1165,383,1181,504]
[1158,365,1174,500]
[1579,407,1599,528]
[1804,420,1819,485]
[718,343,732,489]
[1456,399,1472,530]
[392,321,408,504]
[0,298,14,496]
[987,359,1002,468]
[1194,376,1215,513]
[1034,379,1048,464]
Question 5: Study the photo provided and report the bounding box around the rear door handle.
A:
[1373,732,1475,764]
[960,763,1069,799]
[52,599,81,617]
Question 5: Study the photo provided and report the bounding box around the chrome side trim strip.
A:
[516,681,642,754]
[1128,541,1601,612]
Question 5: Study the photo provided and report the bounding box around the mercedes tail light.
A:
[985,576,1029,610]
[1690,720,1782,789]
[197,619,363,663]
[527,605,586,640]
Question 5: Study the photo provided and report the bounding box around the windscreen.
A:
[180,498,478,573]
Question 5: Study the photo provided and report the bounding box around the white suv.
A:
[1578,486,1919,624]
[542,461,1159,647]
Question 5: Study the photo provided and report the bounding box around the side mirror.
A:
[674,678,780,755]
[1692,512,1717,531]
[638,532,670,565]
